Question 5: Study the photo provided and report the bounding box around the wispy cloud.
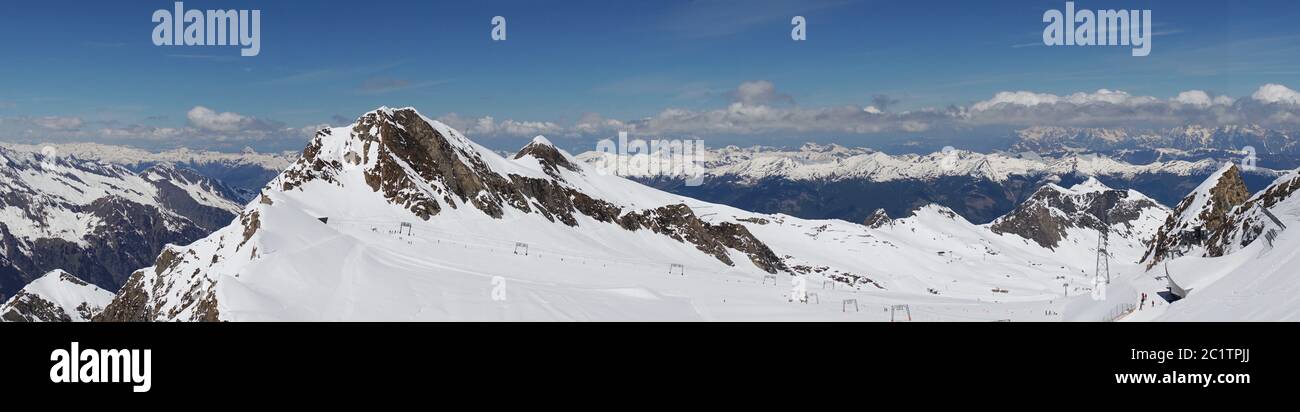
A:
[657,0,860,39]
[167,54,243,62]
[595,75,720,101]
[256,62,404,86]
[357,77,446,94]
[84,41,128,48]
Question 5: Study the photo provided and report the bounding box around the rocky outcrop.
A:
[1142,164,1252,267]
[514,136,579,179]
[1188,169,1300,260]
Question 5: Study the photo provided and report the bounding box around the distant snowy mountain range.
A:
[580,143,1282,224]
[1011,125,1299,155]
[0,142,295,202]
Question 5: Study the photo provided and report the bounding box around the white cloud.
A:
[961,85,1300,128]
[187,106,251,132]
[1252,83,1300,105]
[728,80,793,105]
[1173,90,1213,107]
[971,89,1160,111]
[436,113,566,138]
[0,106,314,151]
[1171,90,1233,107]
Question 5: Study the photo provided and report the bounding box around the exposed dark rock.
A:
[93,268,152,322]
[1,292,70,322]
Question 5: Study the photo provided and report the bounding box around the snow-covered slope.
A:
[0,146,243,296]
[1,270,113,322]
[97,108,1177,322]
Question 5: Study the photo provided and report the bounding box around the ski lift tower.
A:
[1094,197,1111,285]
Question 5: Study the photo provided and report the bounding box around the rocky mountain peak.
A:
[863,208,892,228]
[514,135,579,179]
[1142,163,1251,267]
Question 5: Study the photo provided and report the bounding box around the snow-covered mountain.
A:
[1011,125,1299,154]
[97,107,1158,322]
[577,144,1278,224]
[989,177,1167,258]
[0,146,243,297]
[1,269,113,322]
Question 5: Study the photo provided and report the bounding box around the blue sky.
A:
[2,0,1299,152]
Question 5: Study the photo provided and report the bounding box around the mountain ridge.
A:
[97,107,1180,321]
